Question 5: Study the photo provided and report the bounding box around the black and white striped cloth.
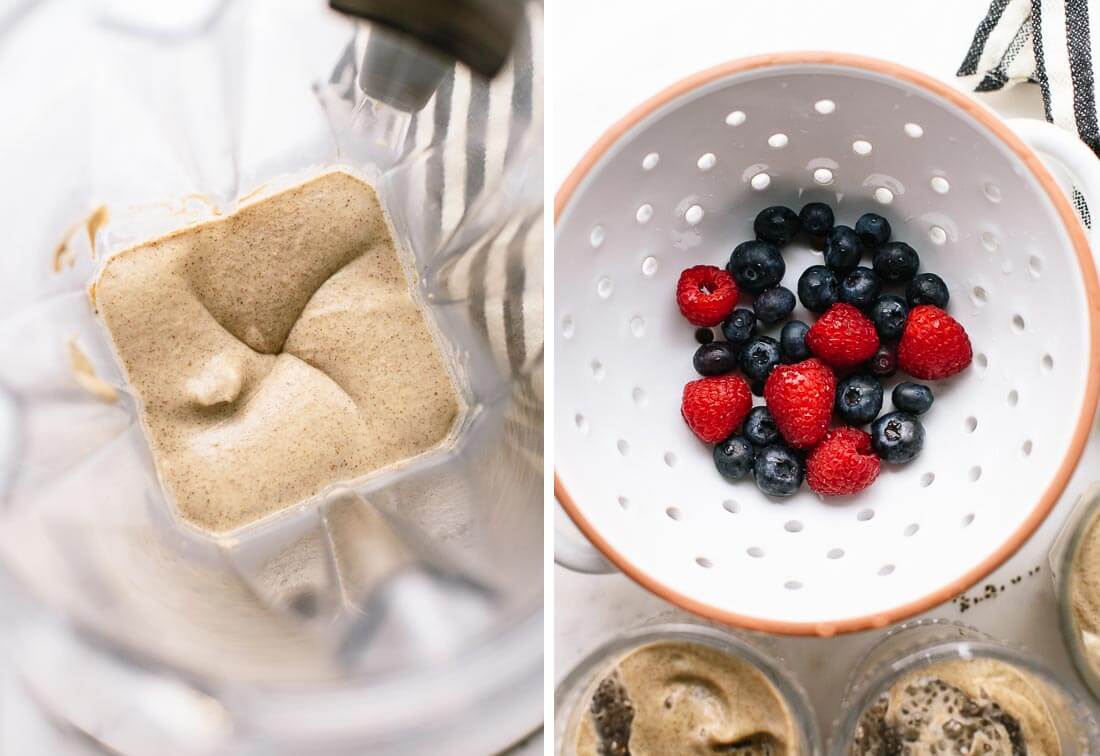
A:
[959,0,1098,224]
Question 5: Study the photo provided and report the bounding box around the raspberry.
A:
[676,265,739,327]
[805,303,880,369]
[806,427,881,496]
[681,374,752,444]
[763,358,836,449]
[897,305,972,380]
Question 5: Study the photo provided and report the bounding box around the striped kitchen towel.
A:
[959,0,1098,224]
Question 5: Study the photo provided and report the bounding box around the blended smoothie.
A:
[94,171,459,533]
[1069,507,1100,674]
[571,641,799,755]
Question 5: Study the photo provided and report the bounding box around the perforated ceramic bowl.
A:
[555,53,1100,635]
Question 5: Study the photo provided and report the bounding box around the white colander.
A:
[555,53,1100,636]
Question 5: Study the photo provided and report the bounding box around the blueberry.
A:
[693,342,738,376]
[893,382,934,414]
[743,406,780,447]
[797,265,839,313]
[695,327,714,344]
[754,206,800,245]
[838,266,881,311]
[799,202,834,241]
[754,286,796,324]
[780,320,812,362]
[713,435,756,481]
[721,308,757,345]
[754,445,804,497]
[872,241,920,283]
[906,272,950,309]
[869,294,909,341]
[867,344,897,378]
[728,240,785,294]
[871,411,925,463]
[855,213,891,248]
[738,336,782,391]
[824,225,862,272]
[835,374,884,426]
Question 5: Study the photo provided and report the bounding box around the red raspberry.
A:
[676,265,739,327]
[806,427,881,496]
[763,358,836,449]
[897,305,973,380]
[805,303,880,369]
[681,374,752,444]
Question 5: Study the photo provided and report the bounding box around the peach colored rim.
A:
[554,51,1100,637]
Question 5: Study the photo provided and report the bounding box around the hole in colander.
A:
[920,472,935,487]
[813,168,834,185]
[784,580,803,590]
[597,276,613,298]
[904,122,924,138]
[632,386,647,406]
[663,451,677,468]
[962,513,975,527]
[1029,255,1043,277]
[642,152,659,171]
[723,499,740,514]
[768,133,789,148]
[964,416,977,433]
[1042,354,1054,371]
[969,466,982,482]
[981,231,998,252]
[904,523,920,537]
[562,315,575,338]
[725,110,746,126]
[878,564,896,576]
[930,176,950,194]
[827,548,845,560]
[1007,389,1019,406]
[697,152,717,171]
[590,359,604,379]
[976,352,989,370]
[857,508,875,522]
[629,316,645,338]
[784,520,803,533]
[814,99,836,114]
[751,172,771,190]
[929,226,947,245]
[616,439,629,455]
[617,496,629,510]
[636,204,653,224]
[685,204,704,225]
[696,556,713,568]
[590,225,605,248]
[984,182,1003,203]
[852,140,872,155]
[747,546,765,558]
[1012,314,1026,332]
[971,286,988,306]
[666,506,682,521]
[574,413,588,433]
[1022,439,1034,456]
[641,256,658,276]
[874,187,894,205]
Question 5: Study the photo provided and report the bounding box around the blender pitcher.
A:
[0,0,544,754]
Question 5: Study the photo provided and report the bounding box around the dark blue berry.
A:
[855,213,891,248]
[738,336,782,391]
[871,411,925,463]
[824,225,862,272]
[839,266,881,311]
[835,374,884,426]
[693,342,738,376]
[743,406,780,447]
[721,308,757,345]
[695,327,714,344]
[799,202,834,240]
[754,206,800,245]
[873,241,920,283]
[893,382,934,414]
[780,320,812,362]
[728,240,785,294]
[797,265,839,313]
[906,272,950,309]
[754,286,796,325]
[713,435,755,480]
[869,294,909,341]
[868,344,897,378]
[754,445,804,497]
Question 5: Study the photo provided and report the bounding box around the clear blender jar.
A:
[0,0,543,753]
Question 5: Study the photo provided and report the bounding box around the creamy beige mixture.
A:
[572,641,799,755]
[1070,507,1100,673]
[94,171,459,533]
[850,658,1060,755]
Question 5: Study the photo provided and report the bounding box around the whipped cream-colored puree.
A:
[94,171,459,533]
[1070,506,1100,675]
